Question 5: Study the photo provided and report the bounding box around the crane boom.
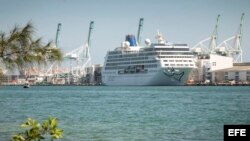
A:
[213,14,220,37]
[87,21,94,47]
[137,18,144,45]
[85,21,94,58]
[210,14,220,50]
[55,23,62,48]
[239,13,245,42]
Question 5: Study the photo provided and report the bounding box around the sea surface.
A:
[0,86,249,141]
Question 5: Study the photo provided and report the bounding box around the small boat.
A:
[23,82,30,88]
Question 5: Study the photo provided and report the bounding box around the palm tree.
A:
[0,22,63,70]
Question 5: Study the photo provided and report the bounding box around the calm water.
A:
[0,86,250,141]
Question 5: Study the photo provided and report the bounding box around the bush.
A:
[11,117,63,141]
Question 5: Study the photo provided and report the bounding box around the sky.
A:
[1,0,250,64]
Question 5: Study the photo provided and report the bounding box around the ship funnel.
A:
[125,35,137,46]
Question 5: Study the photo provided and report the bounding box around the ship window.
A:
[165,64,169,66]
[144,64,157,68]
[212,62,216,66]
[185,64,189,66]
[155,48,189,51]
[107,60,157,66]
[170,64,175,66]
[190,64,194,66]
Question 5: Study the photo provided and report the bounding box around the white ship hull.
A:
[102,67,193,86]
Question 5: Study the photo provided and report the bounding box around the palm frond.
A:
[0,22,63,71]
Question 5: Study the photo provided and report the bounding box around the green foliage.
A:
[0,22,63,70]
[11,117,63,141]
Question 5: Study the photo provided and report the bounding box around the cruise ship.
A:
[102,32,196,86]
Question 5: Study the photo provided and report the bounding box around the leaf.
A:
[21,123,29,128]
[0,22,63,70]
[12,134,25,141]
[21,118,32,128]
[49,117,58,129]
[42,120,49,131]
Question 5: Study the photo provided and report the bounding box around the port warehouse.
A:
[189,56,250,85]
[1,14,250,86]
[211,63,250,85]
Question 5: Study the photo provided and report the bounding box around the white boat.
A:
[102,32,196,86]
[23,82,30,88]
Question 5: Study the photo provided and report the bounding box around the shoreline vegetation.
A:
[11,117,63,141]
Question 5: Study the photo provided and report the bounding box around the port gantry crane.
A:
[45,21,94,84]
[191,14,221,55]
[216,13,245,63]
[54,21,94,83]
[191,13,245,63]
[63,21,94,79]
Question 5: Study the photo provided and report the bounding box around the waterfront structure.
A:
[191,54,233,84]
[80,64,102,85]
[102,32,196,86]
[211,63,250,84]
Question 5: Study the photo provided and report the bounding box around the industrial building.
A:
[211,63,250,85]
[191,54,233,84]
